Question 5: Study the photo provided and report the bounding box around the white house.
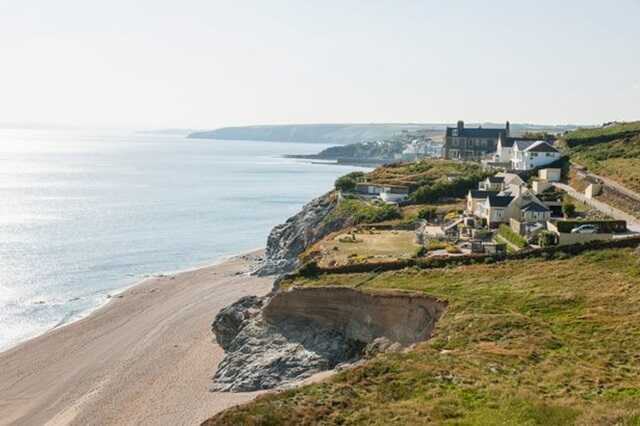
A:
[354,183,410,203]
[495,134,515,163]
[467,190,499,215]
[512,141,561,171]
[477,195,514,227]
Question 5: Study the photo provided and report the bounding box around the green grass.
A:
[326,198,401,225]
[497,224,527,249]
[206,248,640,425]
[563,121,640,144]
[561,122,640,193]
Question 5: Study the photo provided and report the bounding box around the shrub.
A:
[562,201,576,218]
[426,240,448,251]
[498,224,528,249]
[446,245,462,254]
[334,172,366,192]
[417,207,437,221]
[538,231,558,247]
[414,246,428,258]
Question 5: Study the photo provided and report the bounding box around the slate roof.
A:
[499,136,541,148]
[513,140,539,151]
[488,176,505,183]
[469,190,499,199]
[524,141,560,153]
[487,195,514,208]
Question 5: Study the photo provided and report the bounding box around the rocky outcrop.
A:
[210,295,363,392]
[255,193,349,276]
[210,287,446,392]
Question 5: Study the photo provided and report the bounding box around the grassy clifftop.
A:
[206,247,640,425]
[562,122,640,192]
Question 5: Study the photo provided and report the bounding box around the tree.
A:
[334,172,365,192]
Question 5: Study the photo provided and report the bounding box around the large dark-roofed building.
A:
[444,120,510,161]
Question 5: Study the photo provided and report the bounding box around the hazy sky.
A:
[1,0,639,129]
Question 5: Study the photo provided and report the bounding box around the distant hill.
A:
[187,124,441,144]
[187,123,581,145]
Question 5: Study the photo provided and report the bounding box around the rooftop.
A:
[487,195,514,207]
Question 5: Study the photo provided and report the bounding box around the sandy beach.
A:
[0,251,273,426]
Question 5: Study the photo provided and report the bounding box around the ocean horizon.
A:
[0,128,368,351]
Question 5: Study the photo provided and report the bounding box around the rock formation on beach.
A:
[210,287,446,392]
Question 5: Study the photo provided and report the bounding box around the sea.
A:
[0,128,369,351]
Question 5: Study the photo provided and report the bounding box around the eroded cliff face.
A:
[255,192,347,276]
[264,287,446,346]
[210,287,446,392]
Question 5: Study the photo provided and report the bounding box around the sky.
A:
[0,0,639,129]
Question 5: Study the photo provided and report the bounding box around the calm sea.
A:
[0,129,368,351]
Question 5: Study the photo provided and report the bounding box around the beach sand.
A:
[0,251,273,426]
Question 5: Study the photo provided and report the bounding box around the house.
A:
[380,186,411,203]
[467,190,498,215]
[477,195,514,227]
[444,121,509,161]
[539,168,562,182]
[520,202,551,223]
[479,176,505,192]
[504,192,551,223]
[512,141,562,171]
[353,183,410,203]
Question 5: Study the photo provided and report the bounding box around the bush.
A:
[414,246,428,258]
[445,245,462,254]
[334,172,366,192]
[417,207,437,221]
[562,202,576,218]
[426,240,448,251]
[498,224,528,249]
[538,231,558,247]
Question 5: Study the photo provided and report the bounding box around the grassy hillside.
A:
[206,247,640,425]
[562,122,640,192]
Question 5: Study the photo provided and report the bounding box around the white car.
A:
[571,224,599,234]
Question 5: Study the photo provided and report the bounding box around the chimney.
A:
[457,120,464,133]
[506,121,510,136]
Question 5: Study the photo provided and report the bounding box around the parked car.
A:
[571,224,599,234]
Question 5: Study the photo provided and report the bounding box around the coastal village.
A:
[305,120,640,269]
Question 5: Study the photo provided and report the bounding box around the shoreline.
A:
[0,249,273,426]
[0,247,266,355]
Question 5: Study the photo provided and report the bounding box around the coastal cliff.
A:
[255,192,348,276]
[210,287,446,391]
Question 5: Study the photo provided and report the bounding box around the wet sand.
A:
[0,251,272,426]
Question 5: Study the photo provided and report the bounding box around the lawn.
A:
[307,229,420,268]
[207,248,640,425]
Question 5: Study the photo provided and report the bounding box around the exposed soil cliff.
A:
[210,287,446,391]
